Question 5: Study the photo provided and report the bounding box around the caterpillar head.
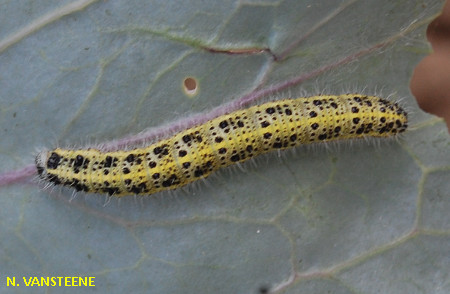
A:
[35,150,61,184]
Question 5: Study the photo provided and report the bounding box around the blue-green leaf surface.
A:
[0,1,448,293]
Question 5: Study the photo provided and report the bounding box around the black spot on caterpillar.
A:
[35,94,407,197]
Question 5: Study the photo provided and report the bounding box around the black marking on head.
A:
[266,107,275,114]
[353,96,362,103]
[311,123,319,130]
[122,168,130,174]
[149,161,157,168]
[183,162,191,168]
[47,174,61,185]
[290,134,297,142]
[309,111,317,118]
[237,121,244,128]
[179,150,187,157]
[215,136,223,143]
[351,107,359,113]
[330,102,338,109]
[313,100,322,106]
[285,109,292,115]
[218,148,227,154]
[152,173,160,179]
[47,152,61,169]
[263,132,272,139]
[353,118,360,124]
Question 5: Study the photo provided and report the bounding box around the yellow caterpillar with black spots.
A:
[35,94,407,197]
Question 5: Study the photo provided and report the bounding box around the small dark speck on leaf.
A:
[258,285,270,294]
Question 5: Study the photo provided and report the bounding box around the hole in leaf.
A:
[183,77,198,96]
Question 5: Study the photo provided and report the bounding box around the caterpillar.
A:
[35,94,408,197]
